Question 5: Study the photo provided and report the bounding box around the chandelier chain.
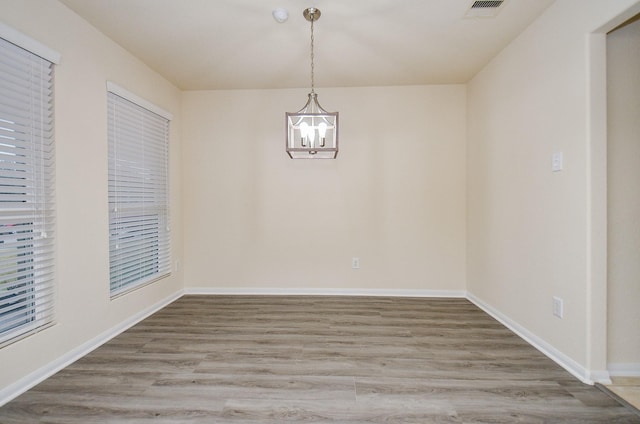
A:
[310,16,315,93]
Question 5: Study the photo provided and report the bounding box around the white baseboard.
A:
[184,287,467,298]
[466,292,609,385]
[589,370,613,385]
[609,363,640,377]
[0,290,183,407]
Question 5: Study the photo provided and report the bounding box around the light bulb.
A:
[318,122,328,138]
[318,122,327,147]
[318,122,328,144]
[299,122,309,137]
[299,122,309,146]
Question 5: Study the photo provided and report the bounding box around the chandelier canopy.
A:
[286,8,338,159]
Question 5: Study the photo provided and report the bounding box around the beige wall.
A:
[182,85,466,293]
[607,17,640,373]
[467,0,640,380]
[0,0,183,392]
[3,0,640,400]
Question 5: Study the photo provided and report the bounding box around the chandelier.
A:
[286,8,339,159]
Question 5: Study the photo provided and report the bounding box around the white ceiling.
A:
[58,0,555,90]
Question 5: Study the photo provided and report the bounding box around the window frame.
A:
[107,82,172,298]
[0,24,59,347]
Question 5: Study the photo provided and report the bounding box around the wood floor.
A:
[602,378,640,414]
[1,295,638,423]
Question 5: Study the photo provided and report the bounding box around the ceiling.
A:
[58,0,556,91]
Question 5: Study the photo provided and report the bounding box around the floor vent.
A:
[465,0,507,18]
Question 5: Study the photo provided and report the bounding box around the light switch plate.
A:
[553,296,564,318]
[552,152,563,172]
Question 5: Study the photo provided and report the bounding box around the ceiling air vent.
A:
[465,0,507,18]
[471,1,504,8]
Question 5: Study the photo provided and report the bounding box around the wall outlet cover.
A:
[552,296,564,318]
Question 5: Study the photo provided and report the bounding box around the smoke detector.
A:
[464,0,507,18]
[273,8,289,23]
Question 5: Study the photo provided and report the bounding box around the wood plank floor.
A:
[601,378,640,414]
[1,295,638,423]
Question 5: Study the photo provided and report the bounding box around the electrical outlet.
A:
[352,257,360,269]
[552,296,563,318]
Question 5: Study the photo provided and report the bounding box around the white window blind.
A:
[0,37,56,346]
[107,87,170,297]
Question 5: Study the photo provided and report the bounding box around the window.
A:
[107,83,171,297]
[0,32,58,346]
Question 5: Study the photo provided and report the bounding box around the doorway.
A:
[606,13,640,410]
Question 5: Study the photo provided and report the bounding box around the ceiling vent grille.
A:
[465,0,507,18]
[471,1,504,8]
